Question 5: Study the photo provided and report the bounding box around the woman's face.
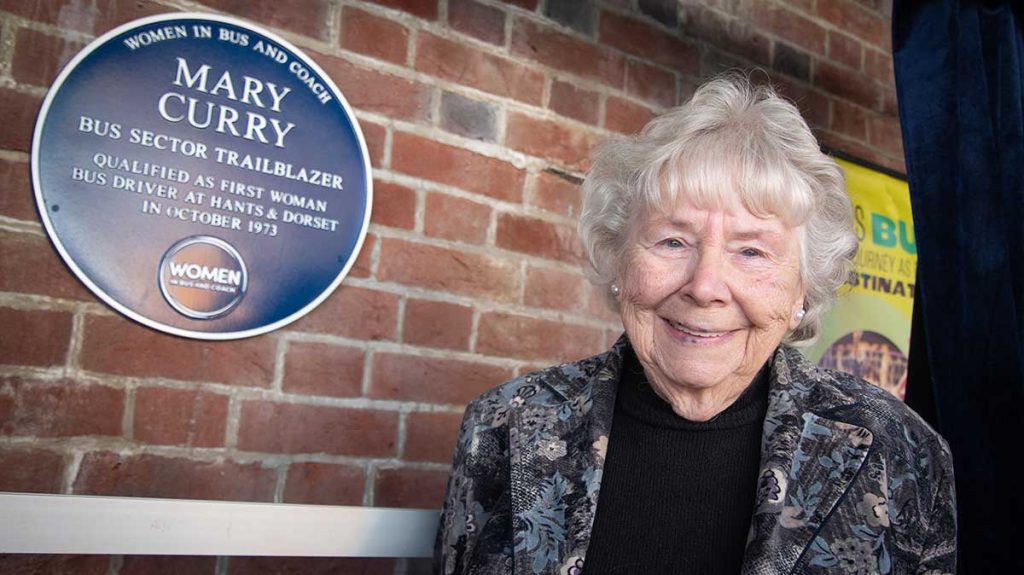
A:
[618,196,805,404]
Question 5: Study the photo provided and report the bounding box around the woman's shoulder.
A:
[782,347,951,460]
[462,346,620,424]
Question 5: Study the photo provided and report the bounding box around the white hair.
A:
[578,74,857,345]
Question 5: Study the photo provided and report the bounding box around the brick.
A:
[229,557,395,575]
[0,231,93,301]
[0,0,102,33]
[505,112,599,171]
[772,79,831,131]
[0,555,109,575]
[238,401,397,456]
[11,28,85,88]
[133,387,228,447]
[348,232,375,279]
[880,87,898,116]
[828,31,864,70]
[0,376,124,438]
[283,341,364,398]
[700,48,749,78]
[364,0,438,20]
[817,0,887,48]
[878,154,905,175]
[341,7,409,65]
[0,307,72,367]
[524,266,584,312]
[586,281,622,324]
[369,353,513,404]
[545,0,595,36]
[120,556,217,575]
[392,131,525,202]
[868,115,904,158]
[74,452,276,501]
[500,0,538,9]
[81,314,276,386]
[604,96,655,134]
[0,158,35,221]
[599,11,699,74]
[360,120,386,167]
[0,447,65,493]
[511,18,626,87]
[477,312,604,361]
[378,237,520,302]
[818,131,904,173]
[786,0,818,12]
[0,87,44,152]
[639,0,677,27]
[314,52,432,121]
[0,0,167,34]
[679,76,700,105]
[97,1,171,30]
[495,212,583,263]
[773,42,811,82]
[290,285,399,340]
[440,91,498,142]
[449,0,506,45]
[549,80,599,125]
[201,0,332,40]
[402,298,474,351]
[374,467,448,508]
[423,192,490,244]
[814,61,881,111]
[864,49,894,85]
[832,100,868,140]
[604,327,625,350]
[405,411,463,463]
[678,5,771,67]
[529,170,581,218]
[626,61,676,108]
[283,462,365,505]
[371,179,416,229]
[416,32,544,105]
[753,3,826,55]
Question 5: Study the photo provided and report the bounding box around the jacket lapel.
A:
[508,341,873,575]
[742,348,874,575]
[509,342,622,575]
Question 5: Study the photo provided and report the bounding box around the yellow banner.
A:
[805,158,916,400]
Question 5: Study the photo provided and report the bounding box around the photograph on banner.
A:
[805,157,916,401]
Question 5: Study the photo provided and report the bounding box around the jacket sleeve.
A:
[434,396,513,575]
[915,436,957,574]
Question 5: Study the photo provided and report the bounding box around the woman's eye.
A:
[740,247,763,258]
[663,238,685,249]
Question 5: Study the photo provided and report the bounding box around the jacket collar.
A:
[740,346,875,575]
[511,338,874,575]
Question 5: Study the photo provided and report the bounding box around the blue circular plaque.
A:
[32,14,372,340]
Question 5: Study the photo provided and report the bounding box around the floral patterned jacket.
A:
[435,338,957,575]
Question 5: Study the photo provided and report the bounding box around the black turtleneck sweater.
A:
[583,350,769,575]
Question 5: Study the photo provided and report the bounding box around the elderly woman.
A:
[435,76,956,575]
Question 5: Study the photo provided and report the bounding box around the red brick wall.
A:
[0,0,900,572]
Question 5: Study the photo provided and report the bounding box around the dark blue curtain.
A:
[894,1,1024,572]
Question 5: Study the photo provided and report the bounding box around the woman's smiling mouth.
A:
[662,318,735,341]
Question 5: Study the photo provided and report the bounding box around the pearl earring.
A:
[795,309,806,322]
[610,284,621,296]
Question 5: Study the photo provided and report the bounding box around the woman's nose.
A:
[682,249,731,305]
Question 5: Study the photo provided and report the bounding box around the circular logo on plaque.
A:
[159,236,247,319]
[32,13,372,339]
